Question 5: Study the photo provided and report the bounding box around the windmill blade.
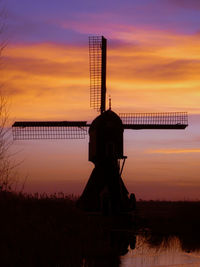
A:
[119,112,188,130]
[12,121,89,140]
[89,36,107,113]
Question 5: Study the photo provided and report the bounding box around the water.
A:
[120,235,200,267]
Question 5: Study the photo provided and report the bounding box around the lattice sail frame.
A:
[120,112,188,129]
[89,36,106,113]
[12,121,88,140]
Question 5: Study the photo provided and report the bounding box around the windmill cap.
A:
[89,109,123,132]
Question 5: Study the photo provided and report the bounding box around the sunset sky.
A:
[2,0,200,200]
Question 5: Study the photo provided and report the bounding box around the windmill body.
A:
[78,109,130,213]
[12,36,188,214]
[89,109,124,163]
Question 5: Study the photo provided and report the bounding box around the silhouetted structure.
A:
[12,36,188,214]
[79,109,129,213]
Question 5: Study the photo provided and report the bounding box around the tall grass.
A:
[0,190,124,266]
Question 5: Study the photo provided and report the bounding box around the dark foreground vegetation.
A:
[0,190,130,266]
[0,191,200,266]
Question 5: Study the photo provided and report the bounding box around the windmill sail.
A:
[120,112,188,129]
[12,121,89,140]
[89,36,107,113]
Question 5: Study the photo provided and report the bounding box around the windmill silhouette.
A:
[12,36,188,214]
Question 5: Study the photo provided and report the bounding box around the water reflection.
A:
[82,232,200,267]
[120,235,200,267]
[81,229,136,267]
[81,224,200,267]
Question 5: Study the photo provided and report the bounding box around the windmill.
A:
[12,36,188,214]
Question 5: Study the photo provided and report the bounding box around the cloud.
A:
[7,43,200,88]
[109,56,200,82]
[147,148,200,154]
[5,0,200,49]
[3,56,87,79]
[1,25,200,122]
[167,0,200,10]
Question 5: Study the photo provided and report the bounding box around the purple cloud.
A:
[167,0,200,9]
[4,0,200,45]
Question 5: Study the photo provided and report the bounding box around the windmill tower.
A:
[12,36,188,214]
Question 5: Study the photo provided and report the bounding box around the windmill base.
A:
[77,159,135,215]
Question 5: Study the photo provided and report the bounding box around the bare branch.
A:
[0,1,17,191]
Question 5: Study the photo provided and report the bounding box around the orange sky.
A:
[2,29,200,121]
[2,28,200,200]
